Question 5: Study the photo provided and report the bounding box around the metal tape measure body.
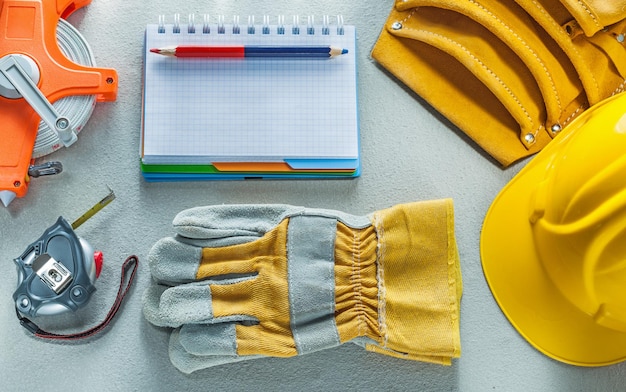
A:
[13,217,97,317]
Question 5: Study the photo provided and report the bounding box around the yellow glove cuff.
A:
[370,199,462,362]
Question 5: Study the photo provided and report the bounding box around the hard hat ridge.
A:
[481,92,626,366]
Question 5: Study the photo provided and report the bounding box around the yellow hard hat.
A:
[481,91,626,366]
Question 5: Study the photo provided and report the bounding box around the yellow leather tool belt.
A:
[372,0,626,167]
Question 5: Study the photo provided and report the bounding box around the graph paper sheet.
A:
[141,19,359,166]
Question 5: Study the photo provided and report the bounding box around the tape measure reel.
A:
[33,18,96,158]
[0,0,118,206]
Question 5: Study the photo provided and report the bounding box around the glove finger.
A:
[173,204,304,241]
[178,323,246,356]
[148,237,203,284]
[173,204,371,244]
[142,278,257,327]
[169,328,263,373]
[149,235,280,284]
[142,282,211,327]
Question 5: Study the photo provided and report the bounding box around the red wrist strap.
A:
[16,255,139,340]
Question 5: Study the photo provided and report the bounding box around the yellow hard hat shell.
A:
[481,92,626,366]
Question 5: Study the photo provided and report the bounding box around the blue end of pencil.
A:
[341,49,349,55]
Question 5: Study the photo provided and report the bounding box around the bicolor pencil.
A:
[150,45,348,58]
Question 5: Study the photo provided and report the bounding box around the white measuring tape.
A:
[32,18,97,158]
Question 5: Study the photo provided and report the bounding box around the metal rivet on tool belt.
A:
[524,133,536,144]
[551,124,562,133]
[391,22,402,30]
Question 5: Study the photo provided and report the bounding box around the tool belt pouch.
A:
[372,0,626,167]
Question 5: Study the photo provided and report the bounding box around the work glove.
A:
[372,0,626,167]
[143,200,462,373]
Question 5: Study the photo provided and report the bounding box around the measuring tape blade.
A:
[71,187,116,230]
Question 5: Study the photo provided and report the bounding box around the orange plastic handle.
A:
[0,0,118,200]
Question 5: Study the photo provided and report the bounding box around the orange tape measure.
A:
[0,0,118,206]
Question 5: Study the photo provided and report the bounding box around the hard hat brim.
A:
[481,100,626,366]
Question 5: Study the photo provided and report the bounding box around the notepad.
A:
[141,15,359,178]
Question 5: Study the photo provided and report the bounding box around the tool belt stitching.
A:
[398,7,416,23]
[465,0,563,113]
[399,25,541,138]
[563,105,584,128]
[527,0,601,94]
[572,0,602,31]
[612,78,626,96]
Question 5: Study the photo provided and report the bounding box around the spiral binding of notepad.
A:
[157,14,345,36]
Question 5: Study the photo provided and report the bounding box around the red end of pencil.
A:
[150,48,161,54]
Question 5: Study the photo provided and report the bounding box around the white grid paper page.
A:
[141,21,358,164]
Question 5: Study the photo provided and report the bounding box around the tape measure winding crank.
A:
[33,18,97,158]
